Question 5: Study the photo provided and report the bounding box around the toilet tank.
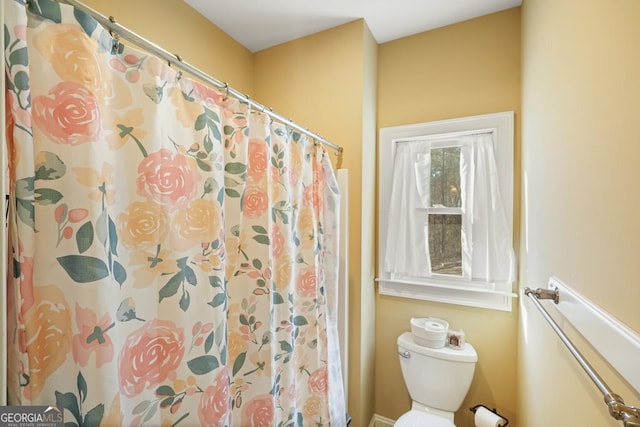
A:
[397,332,477,412]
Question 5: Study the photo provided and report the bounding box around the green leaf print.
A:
[158,271,185,302]
[57,255,109,283]
[225,188,241,198]
[3,25,9,51]
[194,113,207,131]
[55,391,80,425]
[208,292,225,308]
[187,355,219,375]
[74,7,97,37]
[9,47,28,67]
[112,261,127,287]
[76,221,94,254]
[83,404,104,427]
[204,331,214,354]
[224,162,246,175]
[34,188,63,205]
[30,0,62,23]
[252,225,268,235]
[156,385,175,396]
[253,234,270,245]
[35,151,66,180]
[77,372,87,404]
[108,216,118,255]
[273,292,285,304]
[292,316,309,326]
[232,351,246,376]
[179,289,190,311]
[13,71,29,91]
[16,199,35,229]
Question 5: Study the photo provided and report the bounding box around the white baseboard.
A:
[368,414,396,427]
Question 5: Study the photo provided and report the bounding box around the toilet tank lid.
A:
[398,332,477,362]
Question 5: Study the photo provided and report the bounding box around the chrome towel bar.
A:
[524,287,640,427]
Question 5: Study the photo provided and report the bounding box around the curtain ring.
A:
[176,70,183,82]
[222,82,229,101]
[110,31,120,54]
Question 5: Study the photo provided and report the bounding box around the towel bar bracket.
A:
[605,394,640,427]
[525,287,559,304]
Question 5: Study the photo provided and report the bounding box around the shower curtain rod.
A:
[54,0,344,155]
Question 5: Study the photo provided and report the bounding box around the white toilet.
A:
[395,331,478,426]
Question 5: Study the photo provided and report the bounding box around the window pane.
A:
[430,147,461,208]
[428,214,462,276]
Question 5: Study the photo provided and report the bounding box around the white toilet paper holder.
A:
[470,404,509,426]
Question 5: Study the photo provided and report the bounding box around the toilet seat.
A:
[395,410,455,427]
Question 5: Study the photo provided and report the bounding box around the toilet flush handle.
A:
[398,350,411,359]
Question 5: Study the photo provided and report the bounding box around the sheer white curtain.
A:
[383,132,515,285]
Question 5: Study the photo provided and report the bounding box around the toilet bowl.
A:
[395,332,477,426]
[395,409,455,427]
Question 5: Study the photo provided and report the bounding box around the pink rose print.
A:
[198,367,231,426]
[119,319,184,397]
[296,266,317,298]
[308,367,328,394]
[241,394,275,427]
[248,139,268,182]
[272,224,285,259]
[243,185,268,219]
[136,149,199,212]
[33,81,100,145]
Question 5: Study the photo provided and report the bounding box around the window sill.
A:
[377,278,517,311]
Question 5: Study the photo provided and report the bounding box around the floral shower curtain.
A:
[4,0,345,425]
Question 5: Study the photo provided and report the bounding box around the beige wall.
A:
[376,9,521,427]
[253,20,378,427]
[81,0,253,93]
[520,0,640,425]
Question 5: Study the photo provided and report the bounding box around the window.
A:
[378,112,516,311]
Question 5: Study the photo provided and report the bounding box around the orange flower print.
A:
[296,266,317,298]
[308,367,328,394]
[129,247,179,289]
[241,394,275,427]
[22,285,72,400]
[303,395,324,419]
[243,185,268,219]
[297,207,317,249]
[289,146,303,186]
[105,108,146,151]
[33,24,110,98]
[136,149,199,212]
[227,331,248,364]
[33,81,101,145]
[119,319,184,398]
[72,304,114,368]
[117,201,169,249]
[274,255,292,291]
[248,139,268,182]
[198,367,231,426]
[169,87,204,128]
[172,199,221,250]
[72,163,116,205]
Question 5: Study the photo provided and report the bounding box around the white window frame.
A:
[377,112,516,311]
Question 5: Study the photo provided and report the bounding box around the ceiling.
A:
[184,0,522,53]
